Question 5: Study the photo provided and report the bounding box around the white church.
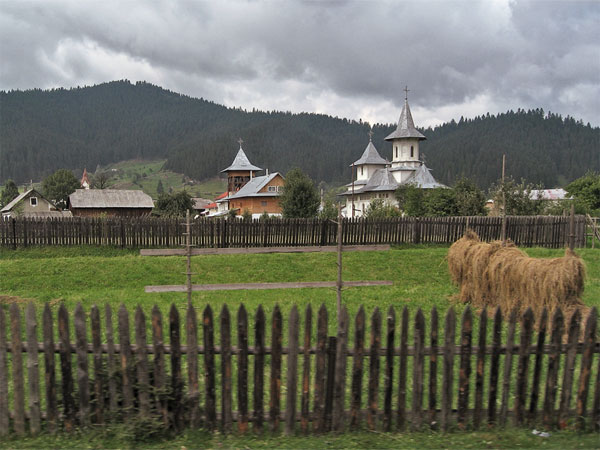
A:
[341,91,445,217]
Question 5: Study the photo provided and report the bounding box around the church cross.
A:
[404,85,410,100]
[237,137,244,148]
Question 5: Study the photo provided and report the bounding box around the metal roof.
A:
[404,165,446,188]
[191,198,212,210]
[1,189,34,212]
[351,141,389,166]
[385,98,426,141]
[68,189,154,208]
[226,173,282,200]
[221,147,262,173]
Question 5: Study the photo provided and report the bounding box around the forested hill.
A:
[1,80,598,189]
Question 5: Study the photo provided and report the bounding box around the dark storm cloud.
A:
[0,0,598,125]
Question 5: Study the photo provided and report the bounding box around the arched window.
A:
[361,166,363,176]
[410,146,414,158]
[395,147,398,158]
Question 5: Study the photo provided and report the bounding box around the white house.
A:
[341,92,445,217]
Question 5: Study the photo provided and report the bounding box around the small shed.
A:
[68,189,154,217]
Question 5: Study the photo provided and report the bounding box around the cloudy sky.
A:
[1,0,599,127]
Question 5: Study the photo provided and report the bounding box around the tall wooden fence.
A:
[0,215,587,249]
[0,302,598,436]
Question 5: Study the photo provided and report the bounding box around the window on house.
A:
[395,147,398,158]
[361,167,363,176]
[410,146,414,158]
[268,186,276,192]
[277,186,282,192]
[30,197,38,206]
[261,201,267,207]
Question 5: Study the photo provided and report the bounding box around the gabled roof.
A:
[221,147,262,173]
[385,98,426,141]
[404,165,446,188]
[192,198,212,210]
[68,189,154,208]
[226,173,282,200]
[1,189,59,212]
[351,141,388,166]
[363,167,399,192]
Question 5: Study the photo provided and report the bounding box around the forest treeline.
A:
[1,80,598,188]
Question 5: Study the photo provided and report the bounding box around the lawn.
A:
[0,245,598,448]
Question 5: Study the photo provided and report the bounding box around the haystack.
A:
[448,231,586,318]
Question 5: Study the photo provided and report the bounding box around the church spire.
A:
[384,89,426,141]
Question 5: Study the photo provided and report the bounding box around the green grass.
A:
[102,159,226,199]
[1,427,599,449]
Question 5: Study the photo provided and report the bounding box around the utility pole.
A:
[501,154,507,246]
[185,209,192,305]
[336,204,343,319]
[351,164,355,218]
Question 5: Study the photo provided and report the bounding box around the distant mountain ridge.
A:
[1,80,598,189]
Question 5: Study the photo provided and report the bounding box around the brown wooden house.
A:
[68,189,154,217]
[219,172,285,216]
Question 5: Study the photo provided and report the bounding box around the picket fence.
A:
[0,302,598,436]
[0,215,587,249]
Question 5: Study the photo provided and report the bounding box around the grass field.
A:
[0,245,598,448]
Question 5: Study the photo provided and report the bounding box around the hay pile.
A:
[448,231,586,318]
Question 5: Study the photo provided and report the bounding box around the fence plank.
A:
[514,308,534,426]
[593,341,600,432]
[151,305,168,426]
[269,305,283,432]
[42,304,57,432]
[313,304,328,432]
[26,303,41,434]
[457,307,472,430]
[383,307,395,432]
[487,308,502,426]
[118,305,134,420]
[202,305,216,430]
[300,305,312,433]
[90,305,104,425]
[528,309,548,425]
[441,308,456,431]
[169,305,184,429]
[285,305,300,435]
[324,336,337,431]
[499,309,518,427]
[558,309,581,429]
[412,309,425,430]
[350,306,366,430]
[543,308,564,429]
[221,305,233,432]
[134,307,151,419]
[11,304,25,435]
[105,305,118,416]
[253,305,265,431]
[332,306,352,431]
[186,303,200,428]
[0,306,7,436]
[237,305,249,433]
[74,304,90,427]
[397,307,409,430]
[367,308,381,430]
[473,308,487,430]
[58,304,75,431]
[576,308,598,430]
[429,307,439,429]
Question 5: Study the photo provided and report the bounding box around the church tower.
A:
[385,87,426,183]
[221,139,262,193]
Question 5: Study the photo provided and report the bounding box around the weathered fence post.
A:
[186,303,200,428]
[300,305,313,433]
[221,305,233,432]
[367,308,381,430]
[285,305,300,435]
[313,304,328,432]
[151,306,168,426]
[253,305,265,431]
[324,336,337,431]
[576,308,598,430]
[441,308,456,431]
[202,305,216,430]
[412,309,426,430]
[74,304,90,427]
[237,305,249,432]
[398,307,409,429]
[134,306,151,419]
[26,303,41,434]
[58,304,75,431]
[0,306,8,435]
[269,305,283,432]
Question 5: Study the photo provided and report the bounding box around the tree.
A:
[42,169,80,208]
[422,188,458,216]
[91,171,112,189]
[156,179,164,195]
[318,199,338,220]
[0,179,19,207]
[566,171,600,214]
[364,198,401,218]
[242,209,252,221]
[395,184,425,216]
[453,178,486,216]
[155,190,194,217]
[489,177,543,216]
[280,168,320,218]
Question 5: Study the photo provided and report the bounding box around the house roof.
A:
[385,98,426,141]
[226,173,282,200]
[351,141,388,166]
[221,147,262,173]
[0,188,61,213]
[404,165,446,188]
[68,189,154,209]
[191,198,212,210]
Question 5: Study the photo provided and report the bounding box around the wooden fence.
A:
[0,215,587,249]
[0,302,598,436]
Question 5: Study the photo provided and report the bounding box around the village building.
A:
[341,90,445,217]
[80,168,91,189]
[68,189,154,217]
[1,188,72,219]
[191,197,212,217]
[211,140,284,217]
